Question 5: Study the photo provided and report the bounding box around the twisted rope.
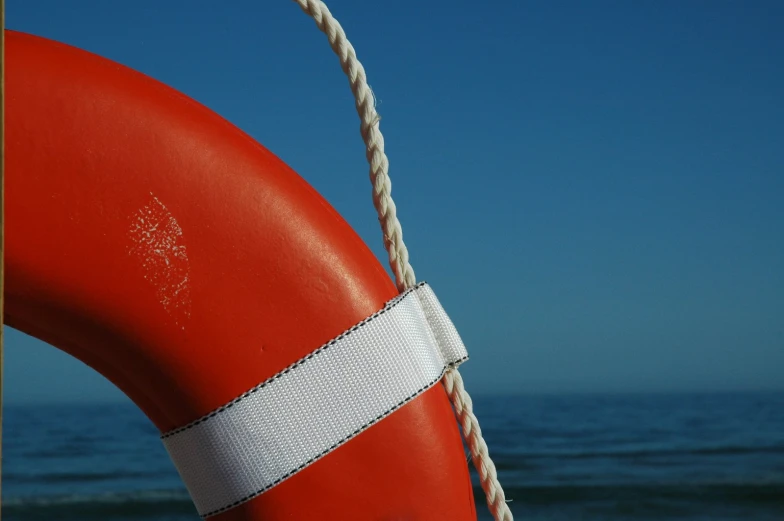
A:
[292,1,513,519]
[292,0,414,292]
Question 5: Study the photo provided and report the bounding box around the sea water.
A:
[3,392,783,520]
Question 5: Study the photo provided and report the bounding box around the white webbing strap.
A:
[161,282,469,518]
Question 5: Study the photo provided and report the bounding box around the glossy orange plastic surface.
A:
[5,30,477,520]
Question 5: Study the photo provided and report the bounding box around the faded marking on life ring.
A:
[128,193,192,329]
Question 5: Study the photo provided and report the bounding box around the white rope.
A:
[443,368,513,520]
[291,0,414,293]
[291,1,514,519]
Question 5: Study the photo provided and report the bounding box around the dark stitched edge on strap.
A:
[161,281,430,440]
[199,354,468,519]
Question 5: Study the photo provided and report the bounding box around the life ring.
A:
[4,29,479,520]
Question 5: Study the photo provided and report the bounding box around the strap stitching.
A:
[161,281,429,440]
[200,355,467,518]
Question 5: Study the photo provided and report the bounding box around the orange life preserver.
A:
[5,30,478,520]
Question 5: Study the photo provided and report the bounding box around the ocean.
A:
[2,392,783,520]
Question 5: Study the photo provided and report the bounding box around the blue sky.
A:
[5,0,783,403]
